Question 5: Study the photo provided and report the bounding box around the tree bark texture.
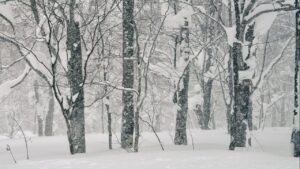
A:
[121,0,135,149]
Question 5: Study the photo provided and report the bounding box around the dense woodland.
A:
[0,0,299,158]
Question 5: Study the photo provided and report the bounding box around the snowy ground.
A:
[0,128,298,169]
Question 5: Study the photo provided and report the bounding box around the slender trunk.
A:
[211,102,216,130]
[34,80,43,136]
[155,112,161,132]
[104,67,112,149]
[106,103,112,150]
[294,9,300,125]
[226,105,232,133]
[280,96,286,127]
[121,0,135,149]
[226,47,234,134]
[134,97,140,152]
[258,92,264,129]
[202,79,213,129]
[226,0,233,134]
[37,115,43,136]
[271,108,277,127]
[44,86,54,136]
[101,100,105,134]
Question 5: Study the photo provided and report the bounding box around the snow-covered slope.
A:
[0,128,297,169]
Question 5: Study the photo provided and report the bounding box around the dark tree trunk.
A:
[226,104,232,133]
[174,19,190,145]
[225,46,234,134]
[174,67,190,145]
[104,67,112,150]
[194,104,204,128]
[294,9,300,124]
[292,7,300,157]
[226,0,233,134]
[101,101,105,134]
[230,42,243,150]
[107,105,112,150]
[202,79,213,129]
[121,0,135,149]
[238,80,252,145]
[44,86,54,136]
[230,0,255,150]
[66,3,85,153]
[230,39,254,149]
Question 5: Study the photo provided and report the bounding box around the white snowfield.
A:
[0,128,298,169]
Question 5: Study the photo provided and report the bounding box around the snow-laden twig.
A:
[6,144,16,164]
[139,117,165,151]
[92,81,138,95]
[11,116,29,160]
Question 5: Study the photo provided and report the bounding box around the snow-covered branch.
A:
[0,65,31,101]
[253,35,293,91]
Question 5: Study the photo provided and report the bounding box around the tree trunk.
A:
[226,47,234,134]
[230,0,255,149]
[106,103,112,150]
[104,66,112,150]
[211,102,216,130]
[230,41,247,150]
[37,115,43,136]
[294,8,300,124]
[33,80,43,136]
[121,0,135,149]
[292,6,300,157]
[226,104,232,133]
[259,92,264,129]
[101,100,105,134]
[66,8,85,153]
[202,79,213,129]
[174,18,190,145]
[44,86,54,136]
[155,112,161,132]
[174,67,190,145]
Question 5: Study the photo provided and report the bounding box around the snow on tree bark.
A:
[66,2,86,153]
[230,0,256,150]
[121,0,135,149]
[174,18,190,145]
